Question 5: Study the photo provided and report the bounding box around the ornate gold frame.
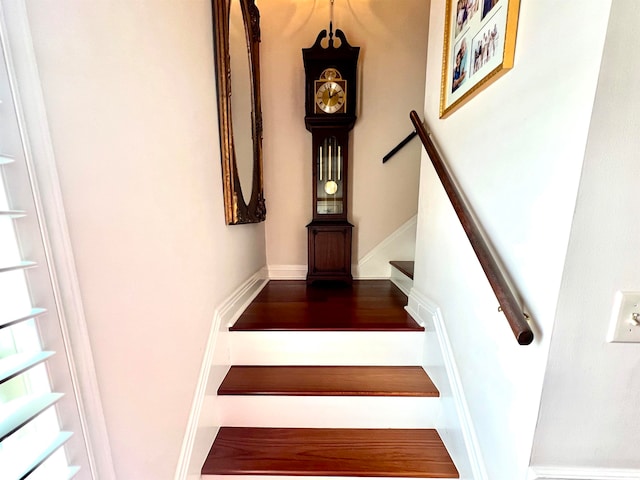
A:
[439,0,520,118]
[212,0,266,224]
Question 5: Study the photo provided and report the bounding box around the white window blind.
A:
[0,19,92,480]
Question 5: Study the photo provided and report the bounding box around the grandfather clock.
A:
[303,27,359,284]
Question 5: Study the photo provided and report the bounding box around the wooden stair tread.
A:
[202,427,459,478]
[231,280,423,331]
[218,366,439,397]
[390,261,415,280]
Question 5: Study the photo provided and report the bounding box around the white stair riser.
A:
[213,395,441,429]
[202,476,454,480]
[229,331,425,365]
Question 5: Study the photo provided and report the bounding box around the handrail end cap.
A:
[517,330,534,346]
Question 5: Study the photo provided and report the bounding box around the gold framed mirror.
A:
[212,0,266,224]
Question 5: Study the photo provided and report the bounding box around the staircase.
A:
[201,279,459,479]
[390,260,415,296]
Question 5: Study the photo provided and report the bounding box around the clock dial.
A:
[320,68,341,81]
[315,81,346,114]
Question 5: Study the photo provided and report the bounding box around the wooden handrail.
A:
[410,111,533,345]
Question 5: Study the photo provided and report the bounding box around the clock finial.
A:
[329,0,335,47]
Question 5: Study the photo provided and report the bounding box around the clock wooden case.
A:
[303,29,359,284]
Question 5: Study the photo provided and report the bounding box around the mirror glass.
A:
[229,0,253,205]
[212,0,266,224]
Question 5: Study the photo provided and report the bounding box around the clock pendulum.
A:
[302,16,360,284]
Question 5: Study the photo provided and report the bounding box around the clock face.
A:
[315,81,346,114]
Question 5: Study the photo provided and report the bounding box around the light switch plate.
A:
[607,291,640,343]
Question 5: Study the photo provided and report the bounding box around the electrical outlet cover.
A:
[607,291,640,343]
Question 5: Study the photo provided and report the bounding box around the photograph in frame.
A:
[440,0,520,118]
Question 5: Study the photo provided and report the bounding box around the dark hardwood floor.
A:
[230,280,423,331]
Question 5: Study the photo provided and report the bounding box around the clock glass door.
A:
[316,136,344,215]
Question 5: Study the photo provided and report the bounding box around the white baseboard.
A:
[174,270,268,480]
[407,288,487,480]
[267,264,307,280]
[220,267,270,330]
[528,466,640,480]
[268,264,387,281]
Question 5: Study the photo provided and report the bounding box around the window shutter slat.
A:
[0,393,63,442]
[0,260,37,273]
[0,308,47,330]
[0,351,55,384]
[0,209,26,217]
[9,431,73,480]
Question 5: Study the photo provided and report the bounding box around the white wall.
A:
[260,0,428,268]
[24,1,266,478]
[415,1,611,478]
[531,0,640,470]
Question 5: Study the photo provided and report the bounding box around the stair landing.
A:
[231,280,422,331]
